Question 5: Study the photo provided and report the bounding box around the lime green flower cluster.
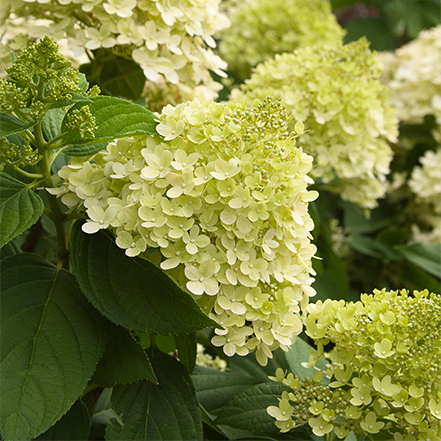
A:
[268,289,441,438]
[219,0,344,79]
[232,39,398,209]
[1,0,229,102]
[53,97,318,365]
[379,25,441,125]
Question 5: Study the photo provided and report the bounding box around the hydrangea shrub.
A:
[219,0,345,79]
[232,39,398,209]
[268,289,441,439]
[52,97,319,366]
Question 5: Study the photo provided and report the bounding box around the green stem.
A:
[45,131,69,149]
[64,212,86,221]
[39,146,70,269]
[81,383,100,398]
[8,163,44,180]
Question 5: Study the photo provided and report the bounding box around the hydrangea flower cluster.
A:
[268,289,441,439]
[219,0,344,79]
[1,0,229,102]
[378,25,441,125]
[232,39,398,209]
[52,97,318,366]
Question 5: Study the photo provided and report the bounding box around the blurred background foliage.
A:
[332,0,441,50]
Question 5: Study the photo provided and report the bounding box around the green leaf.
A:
[61,96,158,156]
[0,173,44,248]
[34,399,91,440]
[0,253,108,440]
[176,333,197,373]
[92,324,157,388]
[41,108,66,141]
[70,224,219,334]
[344,17,397,51]
[106,349,203,440]
[284,337,328,381]
[98,57,146,101]
[0,240,21,259]
[192,366,262,416]
[0,113,35,137]
[47,94,92,110]
[399,261,441,294]
[396,243,441,278]
[77,72,89,93]
[215,383,290,433]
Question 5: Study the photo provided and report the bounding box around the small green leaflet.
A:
[61,96,159,156]
[0,113,35,137]
[0,173,44,248]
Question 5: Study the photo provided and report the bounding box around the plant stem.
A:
[38,135,70,269]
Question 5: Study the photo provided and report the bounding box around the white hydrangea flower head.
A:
[55,97,318,366]
[232,39,398,209]
[1,0,229,102]
[219,0,345,79]
[378,25,441,125]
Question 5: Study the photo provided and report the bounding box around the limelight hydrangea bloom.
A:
[1,0,229,102]
[268,289,441,439]
[53,97,318,366]
[379,25,441,125]
[232,39,398,209]
[219,0,345,79]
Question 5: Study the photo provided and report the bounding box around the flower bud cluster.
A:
[2,0,230,105]
[268,289,441,438]
[52,97,318,365]
[378,25,441,125]
[5,36,82,105]
[219,0,345,79]
[0,138,41,170]
[65,106,98,140]
[232,39,398,209]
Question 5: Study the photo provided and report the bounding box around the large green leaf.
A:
[0,173,44,248]
[176,333,197,374]
[192,366,262,416]
[0,253,108,440]
[61,96,158,156]
[0,113,35,137]
[396,243,441,278]
[92,324,157,387]
[70,224,219,334]
[34,399,91,440]
[106,349,203,440]
[215,383,290,433]
[98,57,146,101]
